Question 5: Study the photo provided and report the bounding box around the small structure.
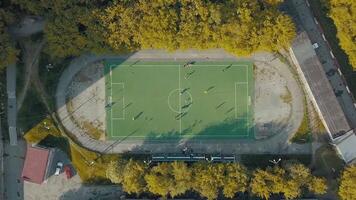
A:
[22,145,53,184]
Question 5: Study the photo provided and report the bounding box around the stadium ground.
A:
[104,60,254,141]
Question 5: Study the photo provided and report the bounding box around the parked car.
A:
[312,42,319,49]
[54,162,63,176]
[63,165,73,179]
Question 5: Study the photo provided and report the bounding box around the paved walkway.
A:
[56,50,311,155]
[25,174,122,200]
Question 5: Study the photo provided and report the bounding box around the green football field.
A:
[104,60,254,140]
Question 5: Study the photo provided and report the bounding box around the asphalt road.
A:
[291,0,356,128]
[3,16,45,200]
[6,64,17,146]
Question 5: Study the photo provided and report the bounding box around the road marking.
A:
[314,17,319,24]
[306,0,310,7]
[330,51,335,59]
[337,68,342,76]
[321,33,326,41]
[346,86,351,94]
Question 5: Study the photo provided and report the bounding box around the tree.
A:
[222,163,249,198]
[308,177,328,195]
[144,162,192,198]
[192,163,225,200]
[0,9,18,70]
[339,165,356,200]
[170,161,193,197]
[121,159,147,195]
[99,0,296,57]
[263,0,284,6]
[105,159,127,184]
[286,163,327,196]
[250,167,288,199]
[44,6,111,58]
[145,163,174,198]
[328,0,356,68]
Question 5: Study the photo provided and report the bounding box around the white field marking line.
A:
[178,65,182,134]
[107,131,253,138]
[233,65,251,137]
[117,64,249,67]
[109,63,252,138]
[234,82,250,137]
[246,65,250,137]
[111,83,125,120]
[110,65,113,138]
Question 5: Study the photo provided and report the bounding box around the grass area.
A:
[291,105,311,143]
[240,154,311,169]
[280,87,292,104]
[105,60,254,140]
[69,142,118,183]
[23,116,61,144]
[18,88,48,132]
[38,52,71,110]
[314,145,345,192]
[314,145,344,177]
[308,0,356,97]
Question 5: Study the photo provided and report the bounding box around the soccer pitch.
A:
[104,60,254,140]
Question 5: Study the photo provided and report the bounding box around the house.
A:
[21,145,53,184]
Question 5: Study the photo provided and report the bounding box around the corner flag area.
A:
[104,60,254,141]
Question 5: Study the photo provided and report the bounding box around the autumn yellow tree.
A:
[191,162,225,200]
[106,159,128,184]
[286,163,327,196]
[338,165,356,200]
[328,0,356,68]
[121,159,147,195]
[100,0,296,57]
[144,162,192,198]
[222,163,249,198]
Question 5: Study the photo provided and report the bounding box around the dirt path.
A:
[16,40,45,111]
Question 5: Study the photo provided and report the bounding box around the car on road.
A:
[54,162,63,176]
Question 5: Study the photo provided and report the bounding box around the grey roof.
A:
[334,130,356,163]
[290,32,352,138]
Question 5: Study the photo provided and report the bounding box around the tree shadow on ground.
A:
[59,185,122,200]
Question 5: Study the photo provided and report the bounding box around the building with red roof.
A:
[21,145,52,184]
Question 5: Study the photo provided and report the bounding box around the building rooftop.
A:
[290,32,352,138]
[21,145,51,184]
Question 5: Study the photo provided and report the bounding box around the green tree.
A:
[0,9,18,70]
[222,163,249,198]
[339,165,356,200]
[122,159,147,195]
[44,6,110,58]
